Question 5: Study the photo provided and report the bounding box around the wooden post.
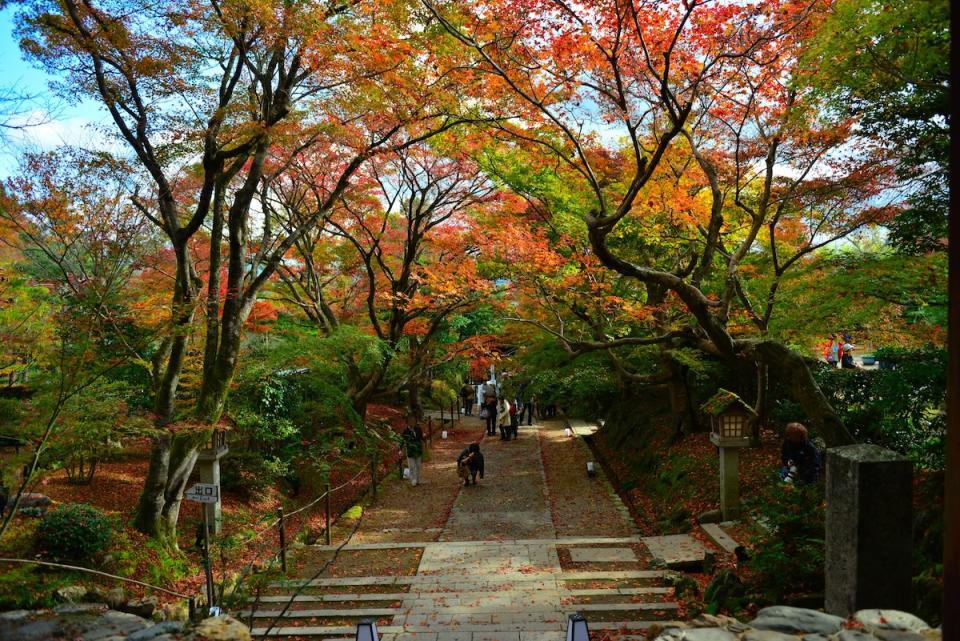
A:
[944,186,959,638]
[324,484,331,546]
[277,507,287,573]
[371,454,378,502]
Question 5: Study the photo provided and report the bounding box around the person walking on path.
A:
[457,443,485,486]
[482,382,498,436]
[509,395,520,439]
[461,382,474,416]
[497,397,512,440]
[402,423,424,487]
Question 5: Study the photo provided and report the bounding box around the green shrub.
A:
[36,503,113,562]
[744,481,825,604]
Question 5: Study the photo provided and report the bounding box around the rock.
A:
[854,610,931,633]
[121,596,158,619]
[647,622,687,639]
[743,630,802,641]
[85,586,110,605]
[161,601,190,622]
[690,613,736,628]
[56,585,89,603]
[128,621,186,641]
[703,550,717,574]
[802,635,830,641]
[52,603,109,615]
[837,630,878,641]
[874,631,925,641]
[186,615,252,641]
[698,509,723,524]
[655,628,738,641]
[728,623,752,634]
[17,493,52,508]
[650,556,668,569]
[0,611,32,622]
[750,606,845,635]
[107,587,126,609]
[7,619,59,641]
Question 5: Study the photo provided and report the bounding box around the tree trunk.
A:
[408,380,424,423]
[749,340,854,447]
[133,430,207,548]
[751,360,769,446]
[663,354,693,441]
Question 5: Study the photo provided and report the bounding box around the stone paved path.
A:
[248,416,703,640]
[440,425,554,541]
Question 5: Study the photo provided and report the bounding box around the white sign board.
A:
[185,483,220,504]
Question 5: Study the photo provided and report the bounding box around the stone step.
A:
[244,601,678,621]
[399,603,678,617]
[699,522,740,554]
[251,625,404,637]
[251,594,409,603]
[240,608,398,619]
[307,536,643,551]
[271,570,665,589]
[252,621,661,638]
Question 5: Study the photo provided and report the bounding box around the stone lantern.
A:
[196,422,230,534]
[701,389,755,520]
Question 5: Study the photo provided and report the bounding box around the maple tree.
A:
[426,0,912,446]
[270,141,494,417]
[13,0,491,544]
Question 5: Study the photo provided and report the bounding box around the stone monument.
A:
[825,444,912,616]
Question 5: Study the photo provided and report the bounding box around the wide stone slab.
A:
[569,547,637,563]
[642,535,706,569]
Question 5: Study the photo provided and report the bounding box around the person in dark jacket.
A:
[457,443,485,486]
[780,422,821,484]
[402,423,424,486]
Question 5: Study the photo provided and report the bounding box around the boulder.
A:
[750,606,845,635]
[56,585,89,603]
[742,630,801,641]
[698,509,723,524]
[161,601,190,622]
[874,631,925,641]
[17,493,52,508]
[655,628,738,641]
[186,615,252,641]
[127,621,186,641]
[689,613,737,628]
[837,630,878,641]
[107,588,127,609]
[120,597,158,619]
[854,610,931,633]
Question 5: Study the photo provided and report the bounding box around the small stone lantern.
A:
[702,389,756,520]
[196,421,230,534]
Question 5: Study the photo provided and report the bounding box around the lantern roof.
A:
[700,388,757,417]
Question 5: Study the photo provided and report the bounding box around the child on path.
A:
[457,443,485,486]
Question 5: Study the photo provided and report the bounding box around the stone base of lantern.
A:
[718,446,741,520]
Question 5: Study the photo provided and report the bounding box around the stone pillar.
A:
[196,457,222,534]
[718,446,740,520]
[825,444,912,616]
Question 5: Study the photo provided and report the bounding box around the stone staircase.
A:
[242,537,695,641]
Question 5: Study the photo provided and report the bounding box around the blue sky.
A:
[0,7,107,176]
